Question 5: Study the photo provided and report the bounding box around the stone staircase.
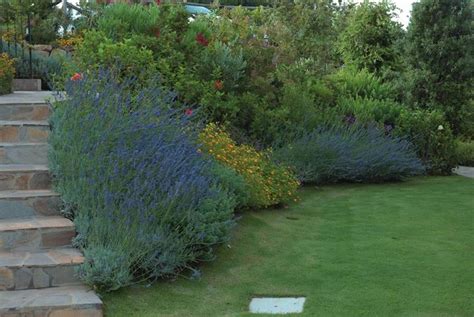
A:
[0,92,102,316]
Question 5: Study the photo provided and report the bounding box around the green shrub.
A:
[455,140,474,167]
[71,30,157,86]
[337,96,403,126]
[406,0,473,135]
[0,53,14,95]
[327,67,396,100]
[395,109,456,175]
[97,3,162,40]
[337,1,403,74]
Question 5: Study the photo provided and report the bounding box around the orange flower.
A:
[214,80,223,91]
[70,73,83,81]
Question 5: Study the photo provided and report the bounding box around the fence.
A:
[0,2,67,89]
[0,1,35,79]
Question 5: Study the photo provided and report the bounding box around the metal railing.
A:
[0,1,35,78]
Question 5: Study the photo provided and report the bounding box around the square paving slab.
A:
[249,297,306,314]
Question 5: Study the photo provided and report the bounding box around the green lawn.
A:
[103,176,474,316]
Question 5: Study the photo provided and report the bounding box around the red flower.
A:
[185,108,193,116]
[155,0,161,4]
[155,28,161,38]
[214,80,223,90]
[70,73,83,81]
[195,33,209,47]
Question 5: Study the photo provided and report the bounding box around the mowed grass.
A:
[103,176,474,316]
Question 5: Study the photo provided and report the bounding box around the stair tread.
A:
[0,120,49,126]
[0,142,47,146]
[0,164,49,172]
[0,190,58,198]
[0,216,73,232]
[0,285,102,311]
[0,91,56,105]
[0,247,83,268]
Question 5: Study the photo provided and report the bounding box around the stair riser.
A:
[0,125,49,143]
[0,228,75,252]
[0,104,50,121]
[0,144,48,165]
[1,307,103,317]
[0,171,51,191]
[0,265,80,290]
[0,196,61,219]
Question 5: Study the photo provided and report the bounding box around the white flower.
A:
[437,125,444,131]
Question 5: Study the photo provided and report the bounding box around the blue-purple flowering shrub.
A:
[272,125,425,184]
[49,72,237,291]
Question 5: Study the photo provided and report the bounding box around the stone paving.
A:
[0,286,102,316]
[0,165,51,191]
[0,91,102,316]
[0,91,56,105]
[454,166,474,179]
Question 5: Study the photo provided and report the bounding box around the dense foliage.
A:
[0,53,15,95]
[44,0,474,292]
[49,72,237,291]
[406,0,474,135]
[1,0,69,44]
[273,125,425,184]
[455,140,474,167]
[338,1,403,74]
[0,41,65,89]
[200,123,299,208]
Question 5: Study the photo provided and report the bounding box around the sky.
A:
[352,0,418,27]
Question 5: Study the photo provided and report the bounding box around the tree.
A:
[406,0,474,135]
[338,0,404,74]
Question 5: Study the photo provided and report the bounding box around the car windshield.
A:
[185,5,212,15]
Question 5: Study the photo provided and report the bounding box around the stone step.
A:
[0,248,83,290]
[0,120,50,143]
[0,143,48,165]
[0,165,51,191]
[0,285,102,316]
[0,216,75,251]
[0,103,51,121]
[0,190,60,219]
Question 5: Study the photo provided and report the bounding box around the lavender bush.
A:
[49,72,236,291]
[272,124,425,184]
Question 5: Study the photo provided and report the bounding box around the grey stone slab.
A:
[249,297,306,314]
[454,166,474,178]
[0,104,51,121]
[0,168,51,191]
[23,248,83,267]
[0,190,58,199]
[0,286,102,311]
[0,217,74,251]
[0,120,49,126]
[0,164,49,172]
[14,267,33,289]
[0,191,60,219]
[0,92,57,105]
[33,268,51,288]
[12,79,42,92]
[45,265,79,286]
[0,143,48,165]
[0,267,14,290]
